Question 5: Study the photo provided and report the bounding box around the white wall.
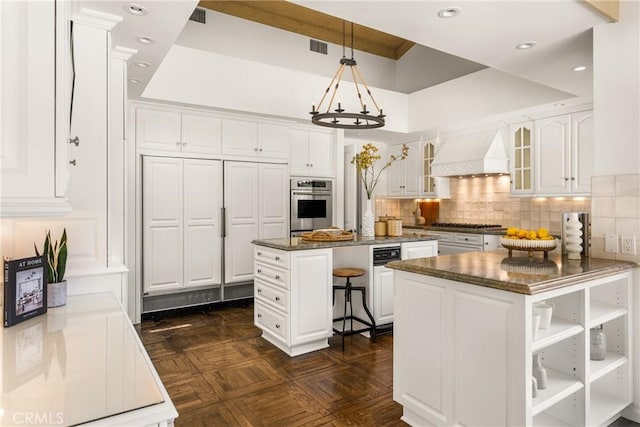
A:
[592,1,640,421]
[593,0,640,175]
[407,68,574,133]
[142,45,410,132]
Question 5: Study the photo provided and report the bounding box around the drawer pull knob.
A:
[275,256,280,261]
[257,251,262,256]
[275,296,280,301]
[275,275,280,280]
[257,269,262,273]
[275,324,280,329]
[257,288,262,293]
[257,313,262,318]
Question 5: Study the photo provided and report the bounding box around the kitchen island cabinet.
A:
[252,234,438,356]
[388,251,637,427]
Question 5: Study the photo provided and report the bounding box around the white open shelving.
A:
[589,352,628,382]
[532,368,584,416]
[532,318,583,353]
[531,271,632,427]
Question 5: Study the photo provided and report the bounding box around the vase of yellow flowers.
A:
[352,143,409,237]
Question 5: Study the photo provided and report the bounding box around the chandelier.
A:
[310,22,385,129]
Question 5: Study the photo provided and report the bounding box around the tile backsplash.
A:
[590,174,640,262]
[378,176,591,234]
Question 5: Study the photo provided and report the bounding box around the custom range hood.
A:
[431,129,509,177]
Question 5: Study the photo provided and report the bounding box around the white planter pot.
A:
[47,280,67,307]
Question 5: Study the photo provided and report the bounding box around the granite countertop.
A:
[387,250,638,295]
[403,224,507,235]
[252,234,439,251]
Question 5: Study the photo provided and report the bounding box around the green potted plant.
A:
[35,229,68,307]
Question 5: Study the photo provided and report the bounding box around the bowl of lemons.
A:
[500,227,557,258]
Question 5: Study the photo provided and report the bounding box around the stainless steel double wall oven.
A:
[290,179,333,236]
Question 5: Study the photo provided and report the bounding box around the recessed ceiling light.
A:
[515,41,537,50]
[134,61,150,68]
[137,36,153,45]
[128,78,141,84]
[572,65,587,72]
[125,4,147,16]
[437,7,461,18]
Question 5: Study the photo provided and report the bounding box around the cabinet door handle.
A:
[564,177,569,181]
[176,141,181,147]
[182,141,187,146]
[259,148,263,152]
[275,275,280,280]
[257,288,262,293]
[310,164,313,167]
[306,163,309,167]
[257,269,262,273]
[257,313,262,318]
[69,136,80,146]
[275,296,280,301]
[254,147,258,151]
[257,251,262,256]
[275,323,280,329]
[69,159,77,166]
[571,177,575,181]
[275,256,280,261]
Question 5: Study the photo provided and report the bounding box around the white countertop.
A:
[1,293,175,426]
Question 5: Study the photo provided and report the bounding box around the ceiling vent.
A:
[189,8,206,24]
[310,39,328,55]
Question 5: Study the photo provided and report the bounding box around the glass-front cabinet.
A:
[510,121,534,194]
[420,138,450,198]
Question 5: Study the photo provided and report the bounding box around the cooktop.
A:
[430,222,503,229]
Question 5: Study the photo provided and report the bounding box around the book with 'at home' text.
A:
[3,256,47,327]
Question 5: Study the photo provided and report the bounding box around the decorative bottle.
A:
[564,212,583,260]
[532,376,538,398]
[590,324,607,361]
[362,199,375,238]
[532,353,547,389]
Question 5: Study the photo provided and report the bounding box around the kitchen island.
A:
[252,234,439,356]
[387,250,637,427]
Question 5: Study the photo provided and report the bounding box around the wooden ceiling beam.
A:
[198,0,415,60]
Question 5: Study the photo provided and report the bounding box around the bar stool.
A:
[332,267,376,351]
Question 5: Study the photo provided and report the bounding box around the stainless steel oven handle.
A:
[291,191,332,196]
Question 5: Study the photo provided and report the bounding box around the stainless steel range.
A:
[428,222,504,255]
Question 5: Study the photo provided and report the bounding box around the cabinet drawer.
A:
[255,301,288,343]
[454,233,482,245]
[255,280,289,313]
[254,247,289,269]
[434,232,452,242]
[255,262,289,289]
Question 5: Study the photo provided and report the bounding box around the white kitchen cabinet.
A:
[421,139,450,198]
[142,157,222,294]
[289,128,335,177]
[401,240,438,260]
[222,119,290,159]
[254,247,333,356]
[510,121,534,194]
[373,265,396,326]
[386,141,419,196]
[136,107,221,155]
[535,111,593,195]
[393,269,633,427]
[0,0,73,215]
[224,162,288,285]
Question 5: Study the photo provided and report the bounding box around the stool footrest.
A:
[333,315,375,336]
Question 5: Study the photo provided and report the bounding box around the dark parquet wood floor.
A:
[137,300,406,427]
